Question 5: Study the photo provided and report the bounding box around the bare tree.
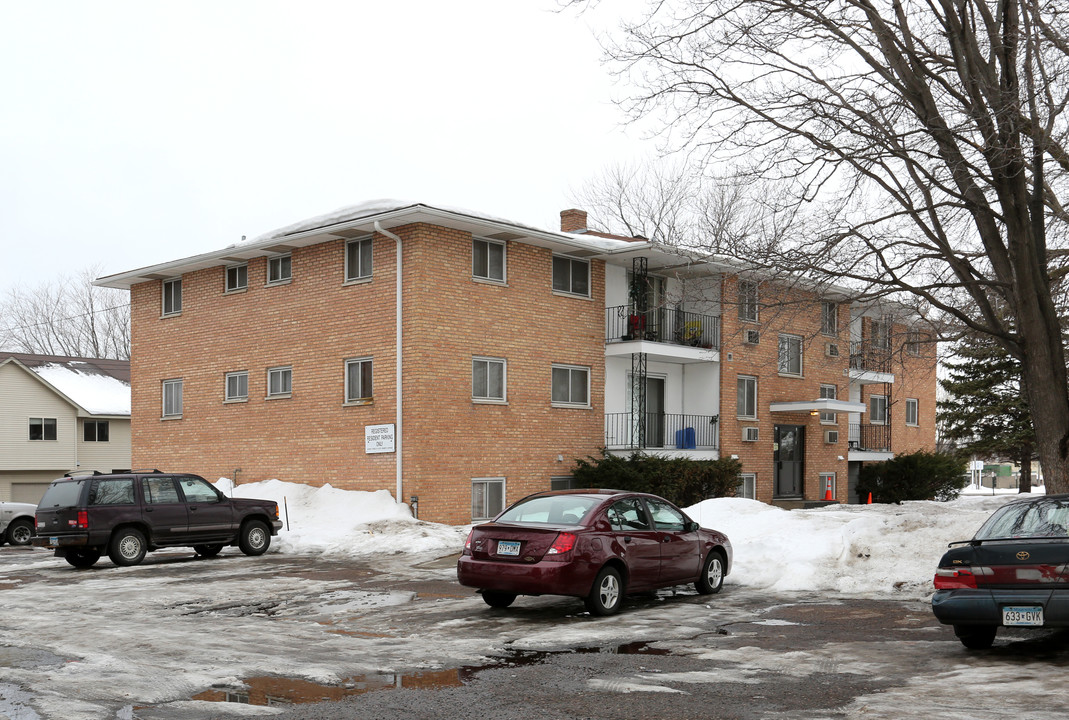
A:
[576,0,1069,493]
[0,267,130,360]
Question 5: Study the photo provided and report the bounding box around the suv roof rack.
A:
[129,468,164,474]
[63,470,102,477]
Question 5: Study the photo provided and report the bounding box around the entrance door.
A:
[644,377,665,448]
[774,425,805,497]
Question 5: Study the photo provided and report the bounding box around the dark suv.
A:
[32,470,283,568]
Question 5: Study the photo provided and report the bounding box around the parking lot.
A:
[1,544,1068,719]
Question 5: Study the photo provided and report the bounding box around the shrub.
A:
[856,451,969,503]
[571,451,743,507]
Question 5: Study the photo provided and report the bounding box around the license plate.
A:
[1003,606,1044,626]
[496,540,521,556]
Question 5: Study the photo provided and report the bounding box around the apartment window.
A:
[472,478,505,521]
[778,334,803,376]
[907,330,922,356]
[225,264,248,292]
[871,317,891,349]
[83,420,109,442]
[820,472,836,499]
[345,238,373,282]
[551,476,578,491]
[29,417,57,441]
[819,384,837,423]
[162,278,182,316]
[551,364,590,407]
[345,358,373,403]
[472,239,505,282]
[738,279,759,322]
[552,256,590,297]
[821,301,838,336]
[737,375,757,419]
[905,398,919,426]
[870,394,888,424]
[162,379,183,418]
[267,366,292,397]
[737,473,756,500]
[472,357,506,402]
[225,371,249,402]
[267,255,292,285]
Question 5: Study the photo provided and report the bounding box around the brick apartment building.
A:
[97,200,937,523]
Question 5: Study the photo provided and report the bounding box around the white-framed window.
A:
[820,472,836,499]
[778,334,803,376]
[821,301,838,336]
[907,330,922,356]
[225,371,249,402]
[551,476,578,491]
[552,256,590,297]
[83,420,109,442]
[225,264,248,293]
[29,417,57,441]
[871,317,891,349]
[551,364,590,407]
[345,358,373,403]
[472,357,506,402]
[737,473,756,499]
[905,398,919,426]
[162,379,183,418]
[267,366,292,398]
[162,278,182,316]
[870,394,888,424]
[738,279,759,322]
[267,255,292,285]
[345,238,373,282]
[472,477,505,521]
[472,238,505,283]
[737,375,757,419]
[819,384,837,423]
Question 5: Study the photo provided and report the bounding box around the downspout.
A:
[373,221,404,509]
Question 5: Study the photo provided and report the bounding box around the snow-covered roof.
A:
[1,353,130,416]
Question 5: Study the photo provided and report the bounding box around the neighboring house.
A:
[96,200,937,523]
[0,353,131,503]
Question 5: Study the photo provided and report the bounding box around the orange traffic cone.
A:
[866,492,873,504]
[824,486,833,501]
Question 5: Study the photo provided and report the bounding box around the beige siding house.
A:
[0,354,131,503]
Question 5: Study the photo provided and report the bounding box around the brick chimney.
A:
[560,208,588,233]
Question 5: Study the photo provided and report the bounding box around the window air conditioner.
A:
[743,426,760,442]
[824,430,839,444]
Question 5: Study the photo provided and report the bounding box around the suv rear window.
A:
[38,480,86,508]
[89,479,136,506]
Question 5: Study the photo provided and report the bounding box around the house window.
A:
[551,476,578,491]
[737,375,757,419]
[225,264,248,292]
[472,357,506,402]
[820,472,836,499]
[552,256,590,297]
[267,255,292,285]
[778,334,803,376]
[83,420,109,442]
[821,301,838,336]
[738,279,759,322]
[907,330,922,356]
[345,358,373,403]
[162,278,182,316]
[472,239,505,282]
[737,473,756,499]
[225,371,249,402]
[162,379,183,418]
[472,478,505,521]
[346,238,373,282]
[905,398,919,426]
[819,384,837,423]
[267,366,292,398]
[551,364,590,407]
[870,394,888,424]
[871,317,891,349]
[29,417,57,441]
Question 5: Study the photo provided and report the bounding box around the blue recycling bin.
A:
[675,427,697,449]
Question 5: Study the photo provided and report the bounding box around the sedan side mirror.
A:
[686,521,700,533]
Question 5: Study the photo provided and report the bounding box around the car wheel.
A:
[6,518,34,546]
[695,550,726,595]
[194,544,224,558]
[108,528,147,567]
[482,591,517,609]
[238,520,270,556]
[954,625,997,650]
[65,548,101,569]
[585,566,624,616]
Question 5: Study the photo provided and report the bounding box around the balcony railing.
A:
[848,423,891,452]
[849,341,892,374]
[605,413,720,451]
[606,306,721,349]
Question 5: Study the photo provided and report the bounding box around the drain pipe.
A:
[374,221,404,509]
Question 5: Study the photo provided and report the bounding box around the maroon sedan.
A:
[456,489,732,615]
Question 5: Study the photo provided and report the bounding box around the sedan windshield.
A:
[497,495,600,525]
[975,498,1069,540]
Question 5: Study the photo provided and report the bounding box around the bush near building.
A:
[857,451,969,504]
[572,451,743,508]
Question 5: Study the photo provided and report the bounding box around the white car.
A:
[0,501,37,546]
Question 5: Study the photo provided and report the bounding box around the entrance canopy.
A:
[768,399,867,414]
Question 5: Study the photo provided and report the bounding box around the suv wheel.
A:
[65,549,101,569]
[109,528,147,566]
[239,520,270,556]
[194,544,224,558]
[6,518,34,546]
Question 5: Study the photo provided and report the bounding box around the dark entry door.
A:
[644,377,665,447]
[774,425,805,497]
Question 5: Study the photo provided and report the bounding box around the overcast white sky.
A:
[0,1,649,294]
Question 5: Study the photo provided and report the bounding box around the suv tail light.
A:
[68,510,89,530]
[934,567,977,590]
[545,532,576,560]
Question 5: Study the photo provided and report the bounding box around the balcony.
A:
[849,341,892,375]
[606,306,721,350]
[605,413,720,451]
[848,423,891,453]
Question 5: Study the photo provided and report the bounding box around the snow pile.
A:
[32,362,130,415]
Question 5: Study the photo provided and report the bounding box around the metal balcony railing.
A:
[849,341,892,374]
[605,413,720,451]
[605,306,721,350]
[848,423,891,452]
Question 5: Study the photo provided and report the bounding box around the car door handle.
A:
[662,537,672,543]
[623,536,632,544]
